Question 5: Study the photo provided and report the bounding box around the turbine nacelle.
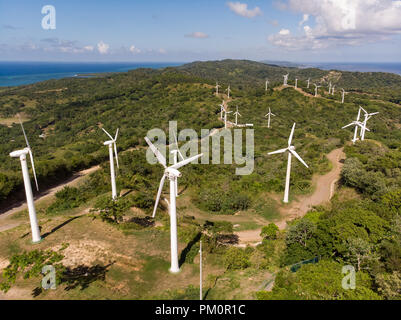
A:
[165,167,181,179]
[10,148,30,158]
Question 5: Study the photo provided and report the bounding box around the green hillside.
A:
[0,60,400,300]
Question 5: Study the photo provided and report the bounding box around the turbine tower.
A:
[102,128,120,200]
[307,78,311,89]
[215,82,220,95]
[328,82,332,94]
[226,85,231,98]
[265,79,269,91]
[342,107,365,144]
[295,78,298,89]
[219,101,226,119]
[314,84,321,97]
[10,117,41,243]
[341,88,347,104]
[145,136,202,273]
[233,106,241,126]
[264,107,276,129]
[331,85,336,95]
[199,240,203,301]
[268,123,309,203]
[224,110,233,129]
[360,107,379,141]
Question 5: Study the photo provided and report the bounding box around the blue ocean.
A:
[305,62,401,76]
[0,61,183,87]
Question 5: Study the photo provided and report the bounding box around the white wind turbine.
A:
[283,74,289,86]
[233,106,241,126]
[268,123,309,203]
[215,82,221,95]
[331,85,336,95]
[219,101,226,119]
[226,85,231,98]
[265,79,269,91]
[360,107,379,141]
[328,82,332,94]
[341,88,347,104]
[145,136,202,273]
[307,78,311,89]
[10,117,41,243]
[171,132,185,197]
[342,107,365,144]
[314,84,321,97]
[295,78,298,89]
[102,128,120,200]
[224,109,233,129]
[264,107,276,129]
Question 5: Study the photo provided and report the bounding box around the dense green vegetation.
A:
[0,59,400,299]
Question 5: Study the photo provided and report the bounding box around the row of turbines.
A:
[9,84,378,277]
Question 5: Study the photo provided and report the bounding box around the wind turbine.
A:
[360,107,379,141]
[268,123,309,203]
[10,117,41,243]
[145,136,202,273]
[219,101,226,119]
[102,127,120,200]
[283,74,289,86]
[328,82,332,94]
[171,132,185,197]
[314,84,321,97]
[264,107,276,129]
[215,82,220,95]
[295,78,298,89]
[265,79,269,91]
[226,85,231,98]
[341,88,347,104]
[307,78,311,89]
[331,85,336,95]
[224,110,233,129]
[342,107,365,144]
[233,106,241,126]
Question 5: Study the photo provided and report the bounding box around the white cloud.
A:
[227,1,262,18]
[97,41,109,54]
[185,32,209,39]
[84,45,94,52]
[269,0,401,50]
[279,29,290,35]
[129,45,141,54]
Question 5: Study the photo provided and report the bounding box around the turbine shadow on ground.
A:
[178,231,202,268]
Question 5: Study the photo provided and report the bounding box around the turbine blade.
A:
[288,123,296,146]
[102,128,114,140]
[271,113,276,117]
[28,149,39,191]
[171,153,203,170]
[369,112,379,116]
[173,131,185,161]
[114,128,119,141]
[290,149,309,168]
[144,137,166,168]
[114,142,119,169]
[19,116,31,149]
[356,108,361,121]
[152,174,166,218]
[268,148,288,155]
[342,123,355,129]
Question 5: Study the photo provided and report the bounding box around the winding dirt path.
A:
[0,165,100,224]
[235,147,345,244]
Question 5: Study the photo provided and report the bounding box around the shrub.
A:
[260,223,279,240]
[223,247,250,270]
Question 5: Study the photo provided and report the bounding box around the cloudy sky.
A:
[1,0,401,62]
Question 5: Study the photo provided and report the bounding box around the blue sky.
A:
[1,0,401,62]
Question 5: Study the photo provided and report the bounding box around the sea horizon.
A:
[1,60,401,87]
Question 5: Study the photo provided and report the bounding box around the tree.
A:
[286,219,316,247]
[223,247,250,270]
[91,196,130,224]
[375,272,401,300]
[344,238,378,272]
[260,223,279,240]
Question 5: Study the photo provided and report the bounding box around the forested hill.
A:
[0,59,400,207]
